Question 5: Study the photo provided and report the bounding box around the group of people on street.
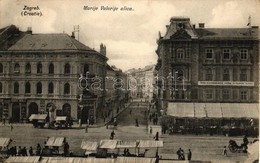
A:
[7,146,33,156]
[149,113,158,125]
[176,148,192,160]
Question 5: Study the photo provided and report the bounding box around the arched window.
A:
[36,82,42,94]
[0,63,3,73]
[25,63,31,74]
[48,82,54,94]
[176,70,184,81]
[0,82,2,93]
[14,63,20,73]
[25,82,31,94]
[14,82,19,94]
[49,63,54,74]
[84,64,89,75]
[206,68,213,81]
[37,63,42,73]
[64,83,70,94]
[176,49,185,59]
[223,68,230,81]
[64,63,70,74]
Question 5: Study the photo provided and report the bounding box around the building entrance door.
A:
[12,103,20,123]
[81,106,89,124]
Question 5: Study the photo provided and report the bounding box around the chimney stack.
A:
[100,43,106,56]
[27,27,32,34]
[71,32,75,38]
[199,23,205,28]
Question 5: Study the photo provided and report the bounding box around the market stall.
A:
[29,114,48,128]
[81,141,98,156]
[4,156,40,163]
[42,137,65,156]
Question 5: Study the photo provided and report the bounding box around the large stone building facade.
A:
[155,17,259,118]
[0,26,107,123]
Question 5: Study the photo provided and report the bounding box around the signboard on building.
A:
[198,81,254,86]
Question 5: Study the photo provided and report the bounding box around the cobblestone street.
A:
[0,101,252,162]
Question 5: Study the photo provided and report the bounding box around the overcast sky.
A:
[1,0,260,71]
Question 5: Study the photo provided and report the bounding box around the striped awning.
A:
[167,103,259,119]
[0,137,11,147]
[45,137,64,147]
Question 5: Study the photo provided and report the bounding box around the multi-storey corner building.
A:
[155,17,259,119]
[0,26,107,124]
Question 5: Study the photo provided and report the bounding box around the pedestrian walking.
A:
[176,148,185,160]
[36,144,41,156]
[29,146,33,156]
[63,142,69,157]
[154,132,159,141]
[129,109,132,115]
[135,119,139,127]
[223,146,228,157]
[85,124,88,133]
[149,114,152,122]
[110,130,116,140]
[10,124,13,132]
[18,146,22,156]
[187,149,192,160]
[150,126,153,135]
[3,118,5,125]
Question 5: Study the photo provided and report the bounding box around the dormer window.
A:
[205,49,213,59]
[176,49,185,59]
[223,49,231,59]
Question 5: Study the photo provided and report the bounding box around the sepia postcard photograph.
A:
[0,0,259,162]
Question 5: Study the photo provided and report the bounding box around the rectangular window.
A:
[240,49,248,60]
[223,49,231,59]
[177,49,185,59]
[240,90,248,100]
[222,89,230,100]
[240,69,247,81]
[223,69,230,81]
[205,69,213,81]
[205,89,213,99]
[205,49,213,59]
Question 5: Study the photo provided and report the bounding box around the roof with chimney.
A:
[162,17,259,40]
[8,33,95,51]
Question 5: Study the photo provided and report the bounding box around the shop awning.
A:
[40,157,115,163]
[219,103,259,118]
[29,114,47,120]
[55,116,67,121]
[116,157,156,163]
[29,114,47,121]
[0,137,11,147]
[99,139,117,149]
[205,103,222,118]
[137,140,163,148]
[45,137,64,147]
[167,103,194,118]
[5,156,40,163]
[194,103,206,118]
[116,141,138,148]
[81,141,98,151]
[167,102,259,119]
